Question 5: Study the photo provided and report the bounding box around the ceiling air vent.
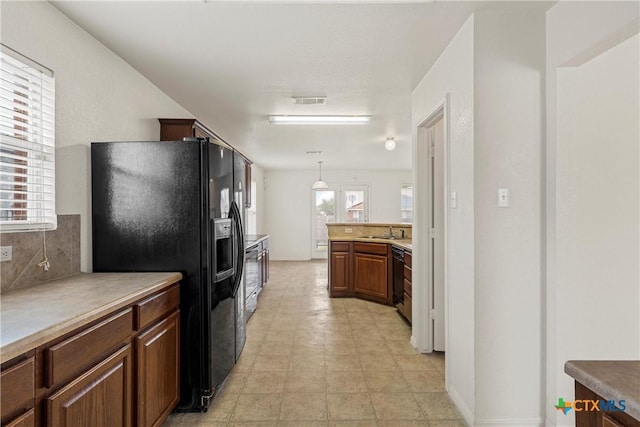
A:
[292,96,327,105]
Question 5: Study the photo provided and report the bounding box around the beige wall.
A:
[1,1,192,272]
[411,14,475,422]
[264,168,412,261]
[546,3,640,424]
[473,10,546,425]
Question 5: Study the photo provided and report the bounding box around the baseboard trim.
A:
[475,417,545,426]
[447,385,474,426]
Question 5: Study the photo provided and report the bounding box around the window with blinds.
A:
[0,45,56,232]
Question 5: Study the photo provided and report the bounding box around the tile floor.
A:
[164,260,463,427]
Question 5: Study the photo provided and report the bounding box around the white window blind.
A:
[0,45,56,232]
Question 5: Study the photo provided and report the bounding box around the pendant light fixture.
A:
[312,161,329,190]
[385,137,396,151]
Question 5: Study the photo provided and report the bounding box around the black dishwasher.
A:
[392,246,405,311]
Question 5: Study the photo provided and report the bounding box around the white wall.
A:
[251,163,267,234]
[546,3,640,425]
[412,15,476,423]
[473,10,545,425]
[413,9,547,425]
[1,1,192,272]
[264,169,411,260]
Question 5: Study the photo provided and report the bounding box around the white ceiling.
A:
[51,1,548,171]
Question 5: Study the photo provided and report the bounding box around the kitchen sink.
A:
[363,235,397,240]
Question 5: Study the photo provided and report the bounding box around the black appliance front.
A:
[207,145,246,394]
[233,152,247,361]
[92,139,246,412]
[244,244,261,320]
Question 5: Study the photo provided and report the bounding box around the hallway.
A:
[164,260,462,426]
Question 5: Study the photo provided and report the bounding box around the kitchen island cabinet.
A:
[565,360,640,427]
[329,240,393,305]
[0,273,181,427]
[353,242,392,304]
[329,241,351,297]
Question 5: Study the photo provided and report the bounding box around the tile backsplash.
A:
[0,215,80,293]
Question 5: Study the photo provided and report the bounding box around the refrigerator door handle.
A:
[230,201,245,296]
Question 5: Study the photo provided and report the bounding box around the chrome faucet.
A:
[388,226,393,238]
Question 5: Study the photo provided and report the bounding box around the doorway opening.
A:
[416,97,449,360]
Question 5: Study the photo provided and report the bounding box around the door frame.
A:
[414,95,450,386]
[311,187,337,259]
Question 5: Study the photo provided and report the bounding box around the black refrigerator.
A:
[91,138,246,412]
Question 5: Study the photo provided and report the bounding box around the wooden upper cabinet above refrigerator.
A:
[158,118,252,208]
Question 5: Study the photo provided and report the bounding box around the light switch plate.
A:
[451,192,457,209]
[0,246,12,262]
[498,188,510,208]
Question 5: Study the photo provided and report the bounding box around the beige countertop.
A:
[565,360,640,420]
[1,272,182,364]
[329,236,412,251]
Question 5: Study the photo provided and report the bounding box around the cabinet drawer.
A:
[404,278,412,297]
[45,309,133,387]
[4,409,34,427]
[1,357,34,423]
[404,292,412,321]
[331,241,350,252]
[353,242,387,256]
[404,265,412,282]
[404,251,412,267]
[135,285,180,330]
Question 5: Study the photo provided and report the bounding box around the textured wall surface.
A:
[0,215,80,293]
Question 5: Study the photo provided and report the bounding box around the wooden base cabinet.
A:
[353,253,389,303]
[46,345,133,427]
[135,311,180,427]
[329,242,351,297]
[403,251,412,323]
[574,382,640,427]
[329,241,393,305]
[2,283,180,427]
[1,355,35,427]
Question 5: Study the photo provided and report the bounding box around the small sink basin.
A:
[363,235,397,240]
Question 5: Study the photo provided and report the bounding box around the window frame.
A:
[0,44,56,232]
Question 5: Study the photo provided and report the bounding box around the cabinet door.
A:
[158,118,196,141]
[135,311,180,427]
[4,409,34,427]
[46,344,133,427]
[330,251,351,296]
[353,253,389,303]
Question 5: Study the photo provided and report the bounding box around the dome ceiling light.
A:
[385,137,396,151]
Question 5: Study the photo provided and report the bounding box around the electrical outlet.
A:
[0,246,12,262]
[345,228,353,233]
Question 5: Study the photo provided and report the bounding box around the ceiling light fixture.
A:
[268,115,371,125]
[312,161,329,190]
[385,137,396,151]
